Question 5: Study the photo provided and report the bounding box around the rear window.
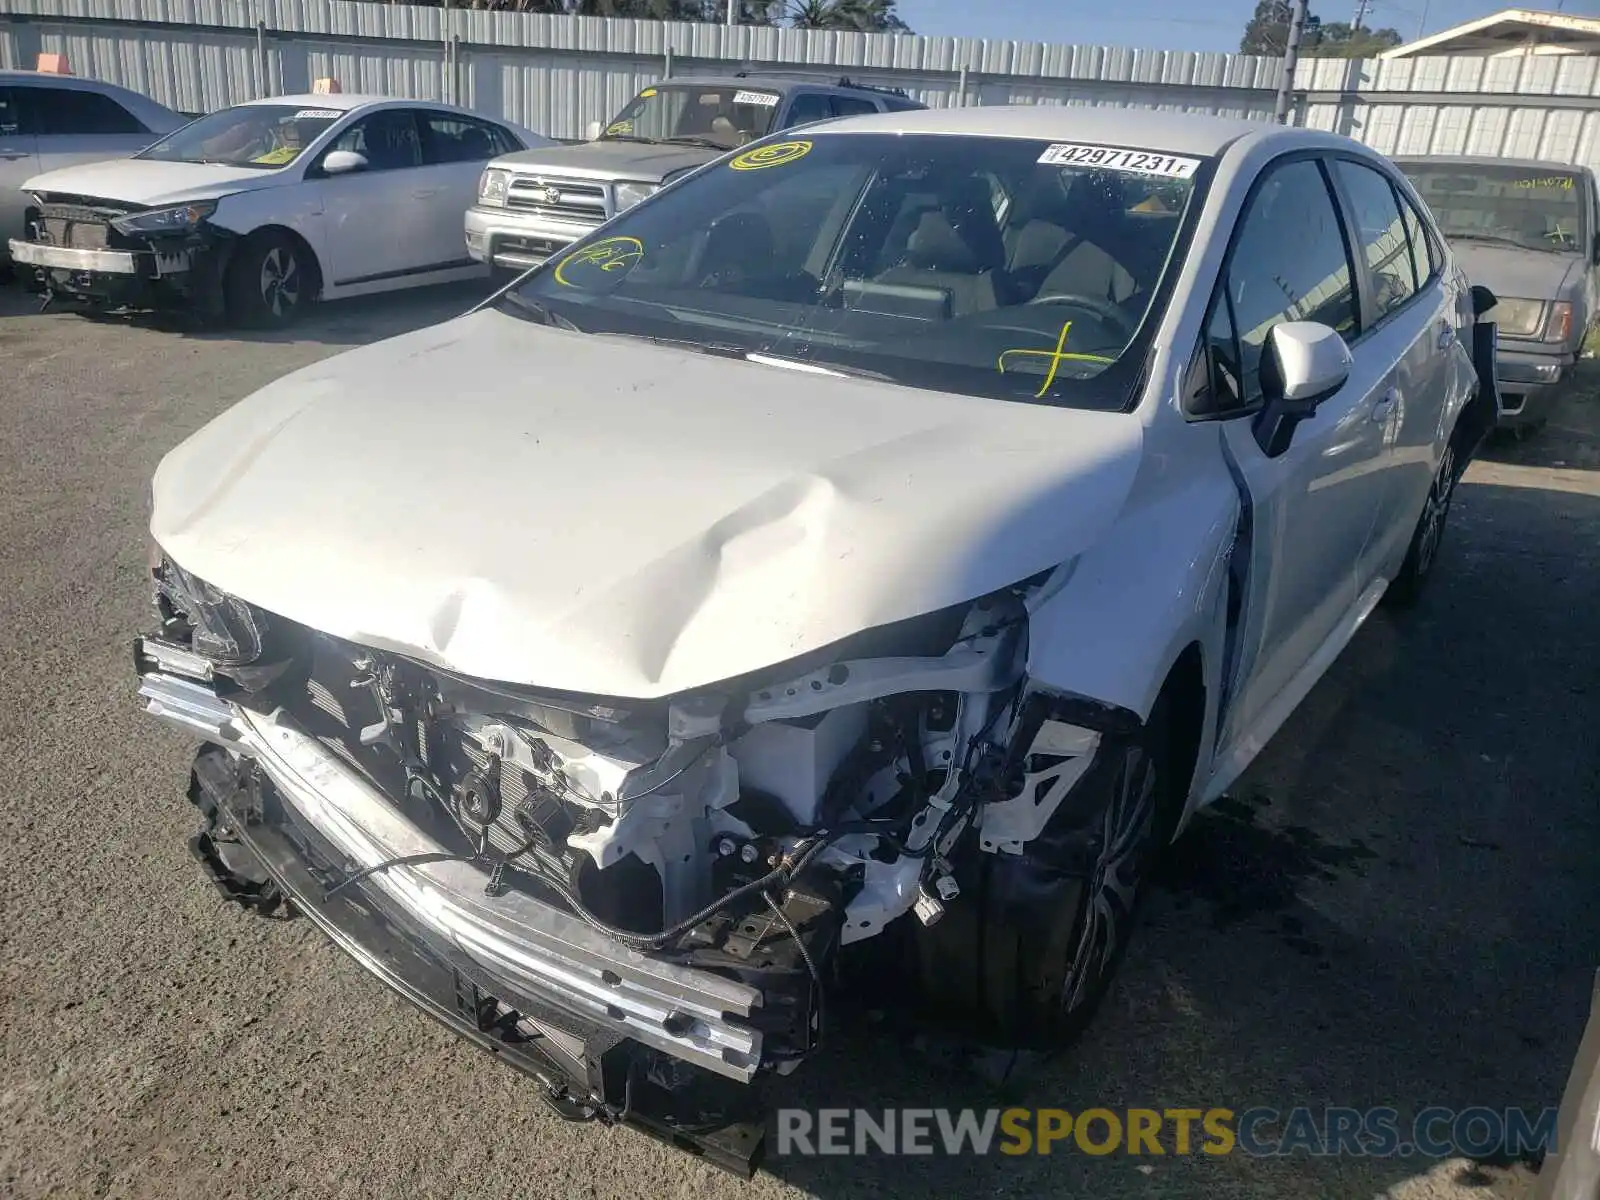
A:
[1400,162,1586,254]
[600,84,781,151]
[20,85,148,136]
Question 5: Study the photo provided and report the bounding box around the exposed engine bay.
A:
[140,552,1120,1169]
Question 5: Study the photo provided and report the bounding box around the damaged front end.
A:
[11,193,231,316]
[136,550,1121,1172]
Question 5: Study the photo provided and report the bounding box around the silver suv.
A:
[0,70,186,263]
[464,73,924,272]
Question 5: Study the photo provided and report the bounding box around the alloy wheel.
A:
[1415,444,1457,577]
[259,246,301,320]
[1062,746,1159,1013]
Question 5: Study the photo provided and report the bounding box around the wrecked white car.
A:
[136,106,1499,1173]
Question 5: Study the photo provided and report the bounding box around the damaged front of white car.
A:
[134,106,1483,1174]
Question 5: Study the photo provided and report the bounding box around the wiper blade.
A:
[600,134,659,144]
[661,136,733,151]
[745,352,895,382]
[1449,232,1530,249]
[495,289,580,331]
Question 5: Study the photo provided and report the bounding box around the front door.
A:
[311,108,429,289]
[1206,156,1390,756]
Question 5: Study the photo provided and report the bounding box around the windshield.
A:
[137,104,343,168]
[506,133,1203,409]
[1401,163,1586,253]
[599,84,782,150]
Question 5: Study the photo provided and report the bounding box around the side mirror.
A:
[1253,321,1351,458]
[1470,283,1498,317]
[320,149,368,176]
[585,120,603,142]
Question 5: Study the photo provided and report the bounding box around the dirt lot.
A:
[1,281,1597,1200]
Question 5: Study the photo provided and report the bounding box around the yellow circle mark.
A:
[997,321,1116,397]
[729,140,812,171]
[605,119,633,136]
[553,235,646,287]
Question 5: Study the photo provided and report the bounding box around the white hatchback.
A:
[9,93,553,325]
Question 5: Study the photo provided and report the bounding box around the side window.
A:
[0,87,21,136]
[1333,158,1419,319]
[418,113,508,165]
[782,93,834,128]
[25,86,147,135]
[1225,158,1359,406]
[1194,287,1245,416]
[324,110,421,172]
[1398,192,1435,290]
[829,96,878,118]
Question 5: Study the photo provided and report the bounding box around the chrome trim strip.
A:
[139,673,245,743]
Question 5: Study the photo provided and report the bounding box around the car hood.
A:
[1451,240,1583,302]
[488,140,720,184]
[23,158,286,206]
[150,310,1145,699]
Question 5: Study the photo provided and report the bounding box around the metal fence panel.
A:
[3,0,1599,171]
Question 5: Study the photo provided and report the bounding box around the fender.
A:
[1023,448,1239,804]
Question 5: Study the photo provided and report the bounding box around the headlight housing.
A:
[110,200,217,236]
[478,168,509,207]
[614,180,659,212]
[1487,297,1549,339]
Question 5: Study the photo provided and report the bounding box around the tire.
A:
[909,700,1174,1050]
[1384,440,1458,609]
[225,231,311,328]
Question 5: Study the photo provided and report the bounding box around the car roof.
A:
[0,69,185,125]
[808,104,1285,157]
[653,73,900,95]
[1391,153,1591,174]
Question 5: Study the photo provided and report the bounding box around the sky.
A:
[894,0,1600,52]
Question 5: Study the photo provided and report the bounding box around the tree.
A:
[1240,2,1403,57]
[786,0,909,32]
[1240,0,1293,54]
[1306,19,1403,56]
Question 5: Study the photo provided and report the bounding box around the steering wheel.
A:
[1025,291,1139,340]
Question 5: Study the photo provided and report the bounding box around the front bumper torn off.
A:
[136,639,772,1173]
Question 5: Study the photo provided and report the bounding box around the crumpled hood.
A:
[150,310,1144,699]
[488,140,720,184]
[1451,241,1583,304]
[24,158,286,207]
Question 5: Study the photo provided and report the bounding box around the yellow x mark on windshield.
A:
[997,321,1116,398]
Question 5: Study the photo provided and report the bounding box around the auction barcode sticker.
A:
[294,109,343,120]
[734,90,780,106]
[1038,143,1201,178]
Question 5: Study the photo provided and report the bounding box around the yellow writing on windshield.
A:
[998,321,1116,398]
[639,88,657,98]
[1515,176,1574,189]
[553,235,646,287]
[606,120,634,135]
[729,140,812,171]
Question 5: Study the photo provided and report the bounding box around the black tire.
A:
[1384,439,1458,609]
[909,700,1175,1050]
[225,230,311,328]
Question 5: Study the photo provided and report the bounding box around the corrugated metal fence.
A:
[1,0,1599,169]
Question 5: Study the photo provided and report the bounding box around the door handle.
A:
[1371,390,1397,422]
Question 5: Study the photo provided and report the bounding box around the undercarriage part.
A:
[184,742,772,1176]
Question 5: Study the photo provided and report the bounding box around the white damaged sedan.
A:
[136,105,1498,1170]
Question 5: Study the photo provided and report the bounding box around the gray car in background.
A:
[1396,155,1599,435]
[1,70,187,262]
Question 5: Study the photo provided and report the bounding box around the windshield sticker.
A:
[1038,143,1200,179]
[729,140,812,171]
[553,235,646,288]
[605,119,634,135]
[639,88,658,98]
[997,321,1116,398]
[733,90,780,107]
[294,109,342,120]
[1515,176,1575,189]
[251,145,301,165]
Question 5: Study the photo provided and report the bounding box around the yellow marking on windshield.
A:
[639,88,657,98]
[729,140,812,171]
[553,235,646,287]
[1515,176,1574,189]
[606,120,634,135]
[251,145,300,165]
[997,322,1116,397]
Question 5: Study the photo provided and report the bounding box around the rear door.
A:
[1200,155,1390,753]
[0,87,39,245]
[1327,155,1456,583]
[413,111,517,271]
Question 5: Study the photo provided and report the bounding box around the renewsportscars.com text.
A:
[773,1106,1558,1158]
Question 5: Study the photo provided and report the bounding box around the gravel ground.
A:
[1,281,1597,1200]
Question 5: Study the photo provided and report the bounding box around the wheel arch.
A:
[242,223,324,301]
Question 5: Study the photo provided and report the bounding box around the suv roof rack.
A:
[836,75,911,98]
